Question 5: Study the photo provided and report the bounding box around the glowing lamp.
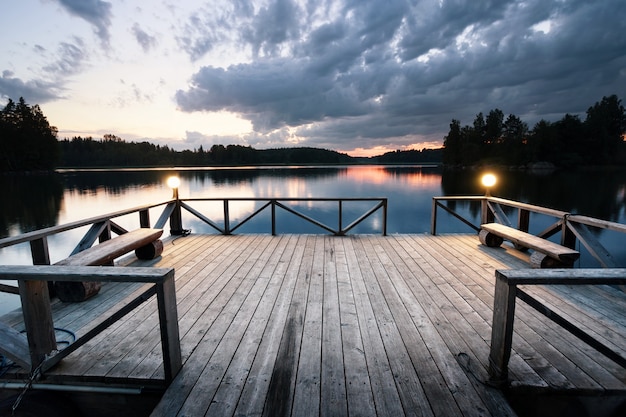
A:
[481,173,497,195]
[167,176,180,189]
[167,176,180,199]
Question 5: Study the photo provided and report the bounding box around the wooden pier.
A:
[1,233,625,416]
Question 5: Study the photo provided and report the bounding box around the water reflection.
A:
[1,166,625,263]
[0,174,63,235]
[440,169,626,222]
[61,169,174,194]
[4,165,625,316]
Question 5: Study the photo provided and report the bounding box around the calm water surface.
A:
[1,165,626,314]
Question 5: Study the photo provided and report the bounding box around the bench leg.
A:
[135,239,164,260]
[530,252,573,269]
[479,230,503,247]
[55,281,102,302]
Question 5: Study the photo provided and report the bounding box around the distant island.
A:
[56,137,443,168]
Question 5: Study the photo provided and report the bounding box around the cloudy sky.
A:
[1,0,625,156]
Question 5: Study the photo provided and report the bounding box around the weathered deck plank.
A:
[2,233,625,417]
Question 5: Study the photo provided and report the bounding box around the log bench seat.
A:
[54,228,164,302]
[479,223,580,268]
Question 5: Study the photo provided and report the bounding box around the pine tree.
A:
[0,97,59,171]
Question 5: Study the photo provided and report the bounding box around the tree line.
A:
[58,137,357,167]
[443,95,626,168]
[1,96,442,171]
[13,94,624,171]
[58,137,442,167]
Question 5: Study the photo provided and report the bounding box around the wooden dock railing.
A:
[431,196,626,267]
[0,196,387,274]
[0,265,181,383]
[0,201,171,269]
[171,197,388,236]
[488,268,626,386]
[0,196,386,382]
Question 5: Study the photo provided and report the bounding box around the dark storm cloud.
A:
[175,58,370,132]
[241,0,303,57]
[54,0,113,44]
[176,0,626,150]
[0,70,64,103]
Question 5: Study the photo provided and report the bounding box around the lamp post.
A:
[167,176,183,235]
[481,173,497,224]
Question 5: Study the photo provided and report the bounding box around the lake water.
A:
[2,165,626,314]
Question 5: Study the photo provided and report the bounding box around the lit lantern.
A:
[167,176,180,199]
[481,173,497,195]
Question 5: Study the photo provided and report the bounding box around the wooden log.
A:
[135,239,164,260]
[54,281,102,303]
[530,251,572,269]
[479,229,503,247]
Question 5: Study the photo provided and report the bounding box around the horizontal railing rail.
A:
[0,265,181,383]
[488,268,626,386]
[0,201,171,250]
[431,196,626,267]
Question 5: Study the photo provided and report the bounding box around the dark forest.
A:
[442,95,626,168]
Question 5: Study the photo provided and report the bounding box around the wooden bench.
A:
[54,228,164,302]
[479,223,580,268]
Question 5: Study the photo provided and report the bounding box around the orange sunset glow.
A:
[346,166,441,187]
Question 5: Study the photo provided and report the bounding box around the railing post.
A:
[223,200,230,235]
[169,191,183,236]
[139,209,150,228]
[23,237,57,370]
[431,198,438,235]
[99,221,114,265]
[18,280,57,371]
[382,199,387,236]
[338,200,343,234]
[481,197,494,225]
[489,271,517,386]
[99,221,112,242]
[30,237,50,266]
[517,209,530,232]
[271,200,276,236]
[561,215,577,249]
[156,269,182,383]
